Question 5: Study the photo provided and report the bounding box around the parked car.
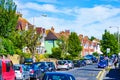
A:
[73,60,82,67]
[46,62,56,72]
[56,60,69,70]
[0,59,16,80]
[24,58,33,64]
[25,63,42,80]
[84,59,93,65]
[80,60,87,66]
[84,55,98,63]
[67,60,74,69]
[42,72,76,80]
[34,62,49,73]
[14,64,30,80]
[98,59,108,68]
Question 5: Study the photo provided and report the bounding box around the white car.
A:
[57,60,69,70]
[67,60,74,69]
[14,64,30,80]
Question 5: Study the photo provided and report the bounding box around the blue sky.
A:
[14,0,120,39]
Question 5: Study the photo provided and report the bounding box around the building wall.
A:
[45,40,58,54]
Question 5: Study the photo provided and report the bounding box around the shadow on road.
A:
[103,69,120,80]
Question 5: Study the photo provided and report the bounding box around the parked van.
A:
[0,59,16,80]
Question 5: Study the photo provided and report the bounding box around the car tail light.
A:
[30,69,34,74]
[20,67,22,73]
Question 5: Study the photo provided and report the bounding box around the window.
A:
[6,61,10,72]
[0,61,2,75]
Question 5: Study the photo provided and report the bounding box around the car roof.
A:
[45,72,73,76]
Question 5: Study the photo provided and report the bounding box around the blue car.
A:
[98,59,108,68]
[42,72,76,80]
[34,62,49,73]
[25,63,43,79]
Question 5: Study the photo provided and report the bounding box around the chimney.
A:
[65,30,70,35]
[36,27,42,34]
[51,26,54,32]
[43,28,45,33]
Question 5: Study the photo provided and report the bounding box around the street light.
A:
[109,26,119,53]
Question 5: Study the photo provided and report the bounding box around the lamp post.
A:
[109,26,119,53]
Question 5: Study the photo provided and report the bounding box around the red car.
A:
[0,59,16,80]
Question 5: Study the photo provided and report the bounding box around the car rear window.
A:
[14,66,20,70]
[45,74,67,80]
[58,61,66,65]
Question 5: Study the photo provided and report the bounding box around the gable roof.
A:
[16,17,33,31]
[45,30,59,40]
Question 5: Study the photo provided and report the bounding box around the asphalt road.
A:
[58,63,103,80]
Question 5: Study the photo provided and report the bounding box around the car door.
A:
[22,65,30,80]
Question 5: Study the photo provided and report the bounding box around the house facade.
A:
[79,34,101,56]
[16,13,46,54]
[45,27,59,54]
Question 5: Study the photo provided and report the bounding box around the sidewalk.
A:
[103,68,120,80]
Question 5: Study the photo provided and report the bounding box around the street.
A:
[58,63,103,80]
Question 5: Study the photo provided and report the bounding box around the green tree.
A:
[89,36,96,41]
[101,30,118,56]
[22,29,42,58]
[8,31,25,55]
[0,37,14,55]
[68,32,82,58]
[50,47,62,59]
[57,36,68,59]
[0,0,18,38]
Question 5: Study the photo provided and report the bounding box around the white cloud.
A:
[28,5,120,39]
[36,0,59,4]
[15,0,120,39]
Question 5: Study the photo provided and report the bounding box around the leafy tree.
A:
[57,36,68,59]
[101,30,118,56]
[92,52,99,57]
[0,0,18,38]
[89,36,96,41]
[0,37,14,55]
[50,47,61,59]
[68,32,82,58]
[21,29,42,58]
[8,31,26,55]
[113,32,120,52]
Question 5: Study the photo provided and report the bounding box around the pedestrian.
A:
[113,56,118,68]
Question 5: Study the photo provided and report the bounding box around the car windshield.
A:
[45,74,67,80]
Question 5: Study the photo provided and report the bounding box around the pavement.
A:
[103,67,120,80]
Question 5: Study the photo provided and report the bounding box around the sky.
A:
[14,0,120,39]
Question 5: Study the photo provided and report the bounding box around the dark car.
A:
[25,63,42,79]
[24,58,33,64]
[73,60,83,67]
[80,60,87,66]
[84,55,98,63]
[98,59,108,68]
[46,62,56,72]
[34,62,49,73]
[42,72,76,80]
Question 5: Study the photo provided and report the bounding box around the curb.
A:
[96,66,111,80]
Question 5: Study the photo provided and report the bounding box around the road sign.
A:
[107,48,110,53]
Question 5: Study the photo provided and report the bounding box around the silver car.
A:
[14,64,30,80]
[67,60,74,69]
[57,60,69,70]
